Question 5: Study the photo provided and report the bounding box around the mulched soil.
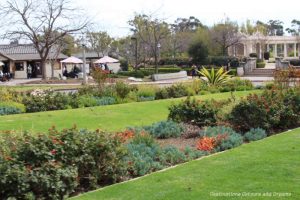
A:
[157,137,200,150]
[157,123,203,150]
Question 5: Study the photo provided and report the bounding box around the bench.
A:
[152,71,188,81]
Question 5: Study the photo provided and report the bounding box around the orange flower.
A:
[116,130,135,142]
[196,137,215,151]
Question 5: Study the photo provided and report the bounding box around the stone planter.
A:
[237,67,244,76]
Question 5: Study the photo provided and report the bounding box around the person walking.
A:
[191,64,197,78]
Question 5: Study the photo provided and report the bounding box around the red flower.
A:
[196,137,215,151]
[50,149,57,155]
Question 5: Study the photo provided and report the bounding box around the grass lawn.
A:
[71,128,300,200]
[0,90,260,133]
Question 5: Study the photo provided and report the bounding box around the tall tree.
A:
[286,20,300,36]
[211,19,242,56]
[171,16,205,32]
[267,20,284,36]
[129,14,170,73]
[87,31,113,57]
[0,0,89,79]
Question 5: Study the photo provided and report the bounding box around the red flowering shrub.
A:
[116,130,135,142]
[0,126,126,199]
[196,136,216,152]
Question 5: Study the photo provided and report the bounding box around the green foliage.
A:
[0,128,126,199]
[115,81,132,99]
[244,128,267,142]
[198,67,231,86]
[228,89,300,133]
[136,85,156,101]
[159,146,186,166]
[94,96,116,105]
[220,78,254,92]
[143,120,184,139]
[168,97,220,127]
[155,84,188,100]
[256,62,266,68]
[0,102,26,115]
[201,126,243,151]
[188,40,209,64]
[125,133,163,176]
[23,90,70,112]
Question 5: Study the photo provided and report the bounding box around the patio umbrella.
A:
[0,61,4,66]
[60,56,83,64]
[94,56,119,64]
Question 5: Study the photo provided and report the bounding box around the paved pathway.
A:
[0,78,42,86]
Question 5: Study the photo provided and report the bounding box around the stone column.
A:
[294,43,297,57]
[244,44,247,57]
[274,44,278,57]
[284,43,287,58]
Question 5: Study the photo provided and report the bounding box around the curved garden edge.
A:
[69,127,299,199]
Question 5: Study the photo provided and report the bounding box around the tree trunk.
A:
[154,52,158,74]
[41,60,47,79]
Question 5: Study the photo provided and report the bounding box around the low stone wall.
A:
[152,71,188,81]
[275,57,290,69]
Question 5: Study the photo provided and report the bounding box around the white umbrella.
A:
[60,56,83,64]
[0,61,4,66]
[94,56,119,64]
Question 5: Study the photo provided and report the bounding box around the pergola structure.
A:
[229,32,300,59]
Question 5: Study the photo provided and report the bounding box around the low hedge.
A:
[0,127,127,199]
[0,101,26,115]
[256,62,266,68]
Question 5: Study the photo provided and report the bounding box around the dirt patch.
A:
[157,137,200,150]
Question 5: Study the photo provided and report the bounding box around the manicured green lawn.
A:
[71,128,300,200]
[0,90,259,132]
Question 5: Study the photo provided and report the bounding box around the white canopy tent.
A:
[60,56,83,64]
[94,56,119,64]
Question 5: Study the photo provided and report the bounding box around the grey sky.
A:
[74,0,299,37]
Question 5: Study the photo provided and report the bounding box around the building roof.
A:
[0,44,67,61]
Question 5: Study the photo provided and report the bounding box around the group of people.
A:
[0,70,11,82]
[63,65,81,78]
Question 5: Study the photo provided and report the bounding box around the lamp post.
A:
[81,35,87,85]
[131,37,138,71]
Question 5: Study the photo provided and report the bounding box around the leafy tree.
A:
[286,20,300,36]
[211,19,242,56]
[129,14,170,73]
[188,40,208,65]
[171,16,205,32]
[87,31,113,57]
[267,20,284,36]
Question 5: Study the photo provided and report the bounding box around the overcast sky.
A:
[74,0,299,37]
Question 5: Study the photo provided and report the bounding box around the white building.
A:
[229,32,300,59]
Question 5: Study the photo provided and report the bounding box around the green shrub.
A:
[228,95,270,132]
[94,96,116,105]
[155,88,169,99]
[77,95,98,107]
[159,146,186,166]
[168,97,220,127]
[136,86,156,102]
[166,84,188,98]
[201,126,243,151]
[23,90,71,112]
[115,81,132,99]
[256,62,266,68]
[125,133,163,176]
[0,128,126,199]
[244,128,267,142]
[143,120,184,139]
[0,102,26,115]
[228,89,300,133]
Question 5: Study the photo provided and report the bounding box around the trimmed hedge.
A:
[0,102,26,115]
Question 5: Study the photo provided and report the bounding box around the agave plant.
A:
[198,67,231,86]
